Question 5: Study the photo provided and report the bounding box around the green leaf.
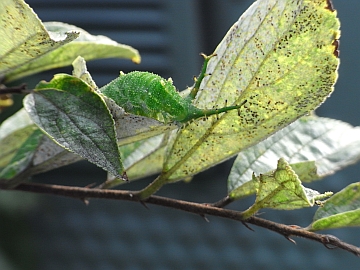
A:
[309,183,360,231]
[242,158,332,219]
[23,74,126,180]
[0,0,79,77]
[5,21,140,82]
[162,0,340,182]
[228,116,360,199]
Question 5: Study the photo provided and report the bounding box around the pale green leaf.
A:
[0,109,84,180]
[103,96,177,146]
[72,56,98,90]
[0,109,41,184]
[0,125,42,182]
[30,135,83,176]
[5,21,140,82]
[23,74,126,180]
[0,108,34,141]
[100,134,167,188]
[0,0,79,77]
[163,0,340,182]
[242,158,332,219]
[228,116,360,199]
[309,183,360,231]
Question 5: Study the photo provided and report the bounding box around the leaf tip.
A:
[131,55,141,64]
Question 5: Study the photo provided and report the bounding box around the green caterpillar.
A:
[100,54,245,124]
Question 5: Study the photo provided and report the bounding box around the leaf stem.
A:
[188,53,216,100]
[242,204,262,220]
[135,173,169,200]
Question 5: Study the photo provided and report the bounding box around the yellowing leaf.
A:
[0,0,79,76]
[163,0,340,182]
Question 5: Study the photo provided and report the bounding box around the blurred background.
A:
[1,0,360,269]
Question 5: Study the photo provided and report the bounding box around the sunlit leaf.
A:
[242,158,332,219]
[23,74,126,180]
[162,0,340,182]
[228,116,360,199]
[5,22,140,82]
[0,0,79,76]
[309,183,360,231]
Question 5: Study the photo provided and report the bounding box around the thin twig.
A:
[2,182,360,257]
[0,83,29,95]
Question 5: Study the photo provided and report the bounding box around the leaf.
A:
[30,135,83,176]
[0,0,79,76]
[242,158,332,219]
[162,0,340,182]
[72,56,98,90]
[0,109,84,181]
[309,183,360,231]
[72,56,177,144]
[230,160,320,199]
[0,126,43,184]
[103,96,177,145]
[228,116,360,199]
[0,109,41,182]
[122,134,167,179]
[100,134,167,188]
[0,108,34,141]
[5,21,140,82]
[23,74,126,180]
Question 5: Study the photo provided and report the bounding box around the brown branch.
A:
[2,182,360,257]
